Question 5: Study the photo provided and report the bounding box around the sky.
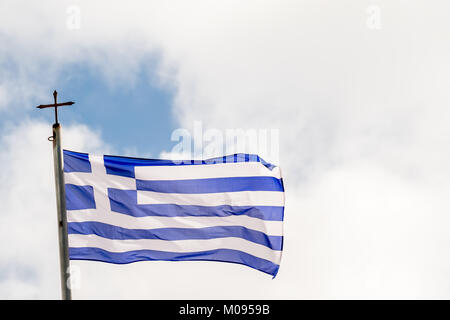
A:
[1,0,450,299]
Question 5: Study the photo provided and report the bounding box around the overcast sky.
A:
[1,1,450,299]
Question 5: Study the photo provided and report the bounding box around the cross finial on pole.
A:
[36,90,75,124]
[36,90,74,300]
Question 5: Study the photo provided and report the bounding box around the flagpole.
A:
[37,91,74,300]
[52,122,72,300]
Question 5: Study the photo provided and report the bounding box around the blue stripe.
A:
[65,184,96,210]
[101,152,276,178]
[108,189,284,221]
[63,150,277,179]
[136,176,284,193]
[69,247,280,277]
[63,150,91,173]
[68,221,283,250]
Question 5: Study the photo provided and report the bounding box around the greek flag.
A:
[64,150,285,277]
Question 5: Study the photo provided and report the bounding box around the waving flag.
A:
[63,150,285,277]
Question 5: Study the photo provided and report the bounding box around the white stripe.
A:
[69,234,282,264]
[67,209,283,236]
[135,162,281,180]
[64,171,136,191]
[137,190,284,207]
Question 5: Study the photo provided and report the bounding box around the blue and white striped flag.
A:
[64,150,285,277]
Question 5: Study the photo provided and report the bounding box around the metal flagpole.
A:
[37,91,75,300]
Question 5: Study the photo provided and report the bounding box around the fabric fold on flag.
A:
[64,150,285,277]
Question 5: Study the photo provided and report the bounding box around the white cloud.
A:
[0,85,9,109]
[285,164,450,299]
[1,1,450,298]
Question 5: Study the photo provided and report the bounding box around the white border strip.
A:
[137,190,284,207]
[135,162,281,180]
